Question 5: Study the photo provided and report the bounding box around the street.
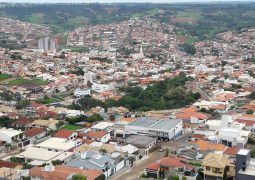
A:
[111,132,192,180]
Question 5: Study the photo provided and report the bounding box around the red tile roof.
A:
[24,128,45,137]
[85,131,106,139]
[30,166,102,180]
[0,161,21,168]
[55,129,74,139]
[224,147,240,156]
[146,156,193,171]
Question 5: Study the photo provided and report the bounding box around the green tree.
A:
[87,114,103,122]
[251,149,255,158]
[181,43,196,55]
[72,174,87,180]
[246,110,254,115]
[99,148,107,154]
[51,159,62,166]
[249,92,255,100]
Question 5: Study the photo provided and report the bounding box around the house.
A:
[55,129,78,141]
[23,128,46,143]
[15,147,74,166]
[30,165,104,180]
[202,152,235,180]
[144,156,194,179]
[175,107,211,124]
[83,131,110,143]
[66,150,127,178]
[36,137,79,152]
[30,119,60,130]
[125,135,157,155]
[235,149,255,180]
[91,122,114,131]
[218,127,250,148]
[0,128,29,147]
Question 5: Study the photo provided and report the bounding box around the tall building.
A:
[38,37,58,52]
[236,149,255,180]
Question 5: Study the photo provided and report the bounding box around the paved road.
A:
[111,132,192,180]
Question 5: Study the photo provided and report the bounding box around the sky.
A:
[0,0,254,3]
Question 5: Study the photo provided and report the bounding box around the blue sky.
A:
[0,0,254,3]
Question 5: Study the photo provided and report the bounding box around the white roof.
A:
[0,128,22,137]
[47,152,74,163]
[116,144,138,154]
[36,137,76,151]
[15,147,61,161]
[238,149,249,155]
[92,122,114,130]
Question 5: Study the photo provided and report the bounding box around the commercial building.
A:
[124,117,183,140]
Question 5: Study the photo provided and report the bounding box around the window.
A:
[206,166,210,171]
[215,168,221,172]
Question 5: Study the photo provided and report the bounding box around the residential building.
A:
[202,152,235,179]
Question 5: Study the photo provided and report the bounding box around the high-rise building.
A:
[38,37,58,52]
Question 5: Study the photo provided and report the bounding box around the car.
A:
[159,147,167,152]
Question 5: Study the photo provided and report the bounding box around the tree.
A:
[249,92,255,100]
[164,148,169,157]
[99,148,107,154]
[109,114,116,121]
[128,156,135,166]
[181,43,196,55]
[87,114,103,122]
[51,159,62,166]
[251,149,255,158]
[72,174,87,180]
[246,110,254,114]
[23,163,33,169]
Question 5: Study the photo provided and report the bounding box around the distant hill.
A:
[1,3,255,40]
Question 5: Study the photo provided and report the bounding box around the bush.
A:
[87,114,103,122]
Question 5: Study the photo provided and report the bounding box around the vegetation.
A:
[62,124,83,131]
[51,159,62,166]
[251,149,255,158]
[180,43,196,55]
[69,95,105,111]
[8,78,47,86]
[0,74,12,81]
[1,3,255,39]
[72,174,87,180]
[246,110,254,115]
[249,92,255,100]
[0,116,14,127]
[107,74,199,111]
[188,162,202,167]
[36,96,59,104]
[87,114,104,122]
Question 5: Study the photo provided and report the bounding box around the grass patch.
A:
[36,97,60,104]
[177,11,201,20]
[62,124,83,131]
[188,162,202,167]
[8,78,47,86]
[186,36,199,45]
[0,74,12,81]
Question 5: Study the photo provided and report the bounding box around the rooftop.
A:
[127,117,158,128]
[150,119,182,131]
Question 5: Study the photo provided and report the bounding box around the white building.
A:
[92,83,114,93]
[35,137,77,152]
[0,128,23,144]
[74,88,91,97]
[125,117,183,141]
